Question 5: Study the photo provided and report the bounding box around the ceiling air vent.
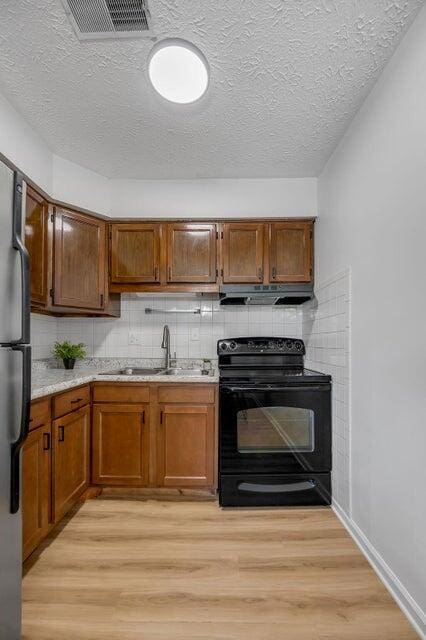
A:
[61,0,153,41]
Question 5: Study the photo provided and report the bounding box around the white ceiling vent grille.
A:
[62,0,153,40]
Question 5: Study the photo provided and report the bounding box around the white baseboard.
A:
[332,500,425,640]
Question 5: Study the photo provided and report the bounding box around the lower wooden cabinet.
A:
[157,404,215,488]
[22,426,52,561]
[92,403,150,486]
[91,382,217,491]
[23,382,217,561]
[52,405,90,523]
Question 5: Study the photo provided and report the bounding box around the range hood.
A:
[219,283,314,306]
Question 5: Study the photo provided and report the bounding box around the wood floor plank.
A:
[22,499,419,640]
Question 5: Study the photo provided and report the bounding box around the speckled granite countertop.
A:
[31,367,218,401]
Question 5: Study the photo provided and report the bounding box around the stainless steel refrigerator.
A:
[0,159,31,639]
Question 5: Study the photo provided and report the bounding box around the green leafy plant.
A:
[53,341,86,361]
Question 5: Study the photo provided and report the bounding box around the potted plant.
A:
[53,341,86,370]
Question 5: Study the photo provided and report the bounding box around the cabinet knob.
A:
[58,426,65,442]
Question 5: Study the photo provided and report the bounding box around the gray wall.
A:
[317,6,426,635]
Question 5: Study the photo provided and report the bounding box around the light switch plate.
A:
[129,331,143,345]
[190,327,200,341]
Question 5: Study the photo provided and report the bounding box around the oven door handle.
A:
[239,480,316,494]
[221,385,327,393]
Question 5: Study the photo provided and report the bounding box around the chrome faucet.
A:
[161,324,171,370]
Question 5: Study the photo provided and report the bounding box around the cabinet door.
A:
[53,208,106,309]
[157,404,214,487]
[222,223,264,283]
[269,222,313,283]
[167,223,216,283]
[22,426,52,561]
[53,406,90,522]
[25,186,49,306]
[92,404,149,486]
[110,223,161,283]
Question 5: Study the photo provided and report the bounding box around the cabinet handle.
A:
[154,266,159,281]
[100,294,104,307]
[258,267,263,280]
[272,267,277,279]
[71,398,83,404]
[43,432,51,451]
[58,426,65,442]
[168,267,172,281]
[160,411,163,424]
[141,410,145,425]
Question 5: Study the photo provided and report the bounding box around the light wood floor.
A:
[22,499,418,640]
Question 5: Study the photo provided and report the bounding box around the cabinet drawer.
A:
[53,385,90,418]
[93,384,150,404]
[157,385,215,405]
[30,398,51,432]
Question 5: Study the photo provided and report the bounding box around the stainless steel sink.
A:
[100,367,166,376]
[100,367,213,377]
[162,368,211,377]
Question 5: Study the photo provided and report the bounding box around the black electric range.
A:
[218,337,332,507]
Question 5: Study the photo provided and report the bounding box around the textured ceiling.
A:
[0,0,423,179]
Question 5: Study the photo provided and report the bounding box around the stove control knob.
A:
[268,341,275,350]
[229,341,237,351]
[285,340,294,350]
[220,342,228,351]
[295,341,303,351]
[248,340,255,348]
[277,340,284,349]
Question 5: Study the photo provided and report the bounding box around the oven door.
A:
[220,383,331,474]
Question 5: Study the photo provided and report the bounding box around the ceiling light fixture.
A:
[148,39,209,104]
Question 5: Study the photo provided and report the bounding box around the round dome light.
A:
[148,39,209,104]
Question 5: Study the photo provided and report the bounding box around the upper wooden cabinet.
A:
[222,223,264,283]
[269,221,313,283]
[25,186,49,307]
[110,223,161,284]
[167,223,216,283]
[53,208,106,310]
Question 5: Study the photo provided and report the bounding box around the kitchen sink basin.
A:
[100,367,166,376]
[163,368,210,376]
[100,367,213,377]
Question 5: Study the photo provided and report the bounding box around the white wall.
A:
[52,155,110,216]
[109,177,317,218]
[0,93,52,193]
[0,90,111,215]
[317,6,426,635]
[0,86,317,221]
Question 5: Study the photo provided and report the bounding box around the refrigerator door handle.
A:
[10,344,31,514]
[11,173,30,345]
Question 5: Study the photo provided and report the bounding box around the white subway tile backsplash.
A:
[302,268,351,517]
[32,295,304,363]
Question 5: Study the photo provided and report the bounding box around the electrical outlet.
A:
[129,332,142,345]
[190,327,200,341]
